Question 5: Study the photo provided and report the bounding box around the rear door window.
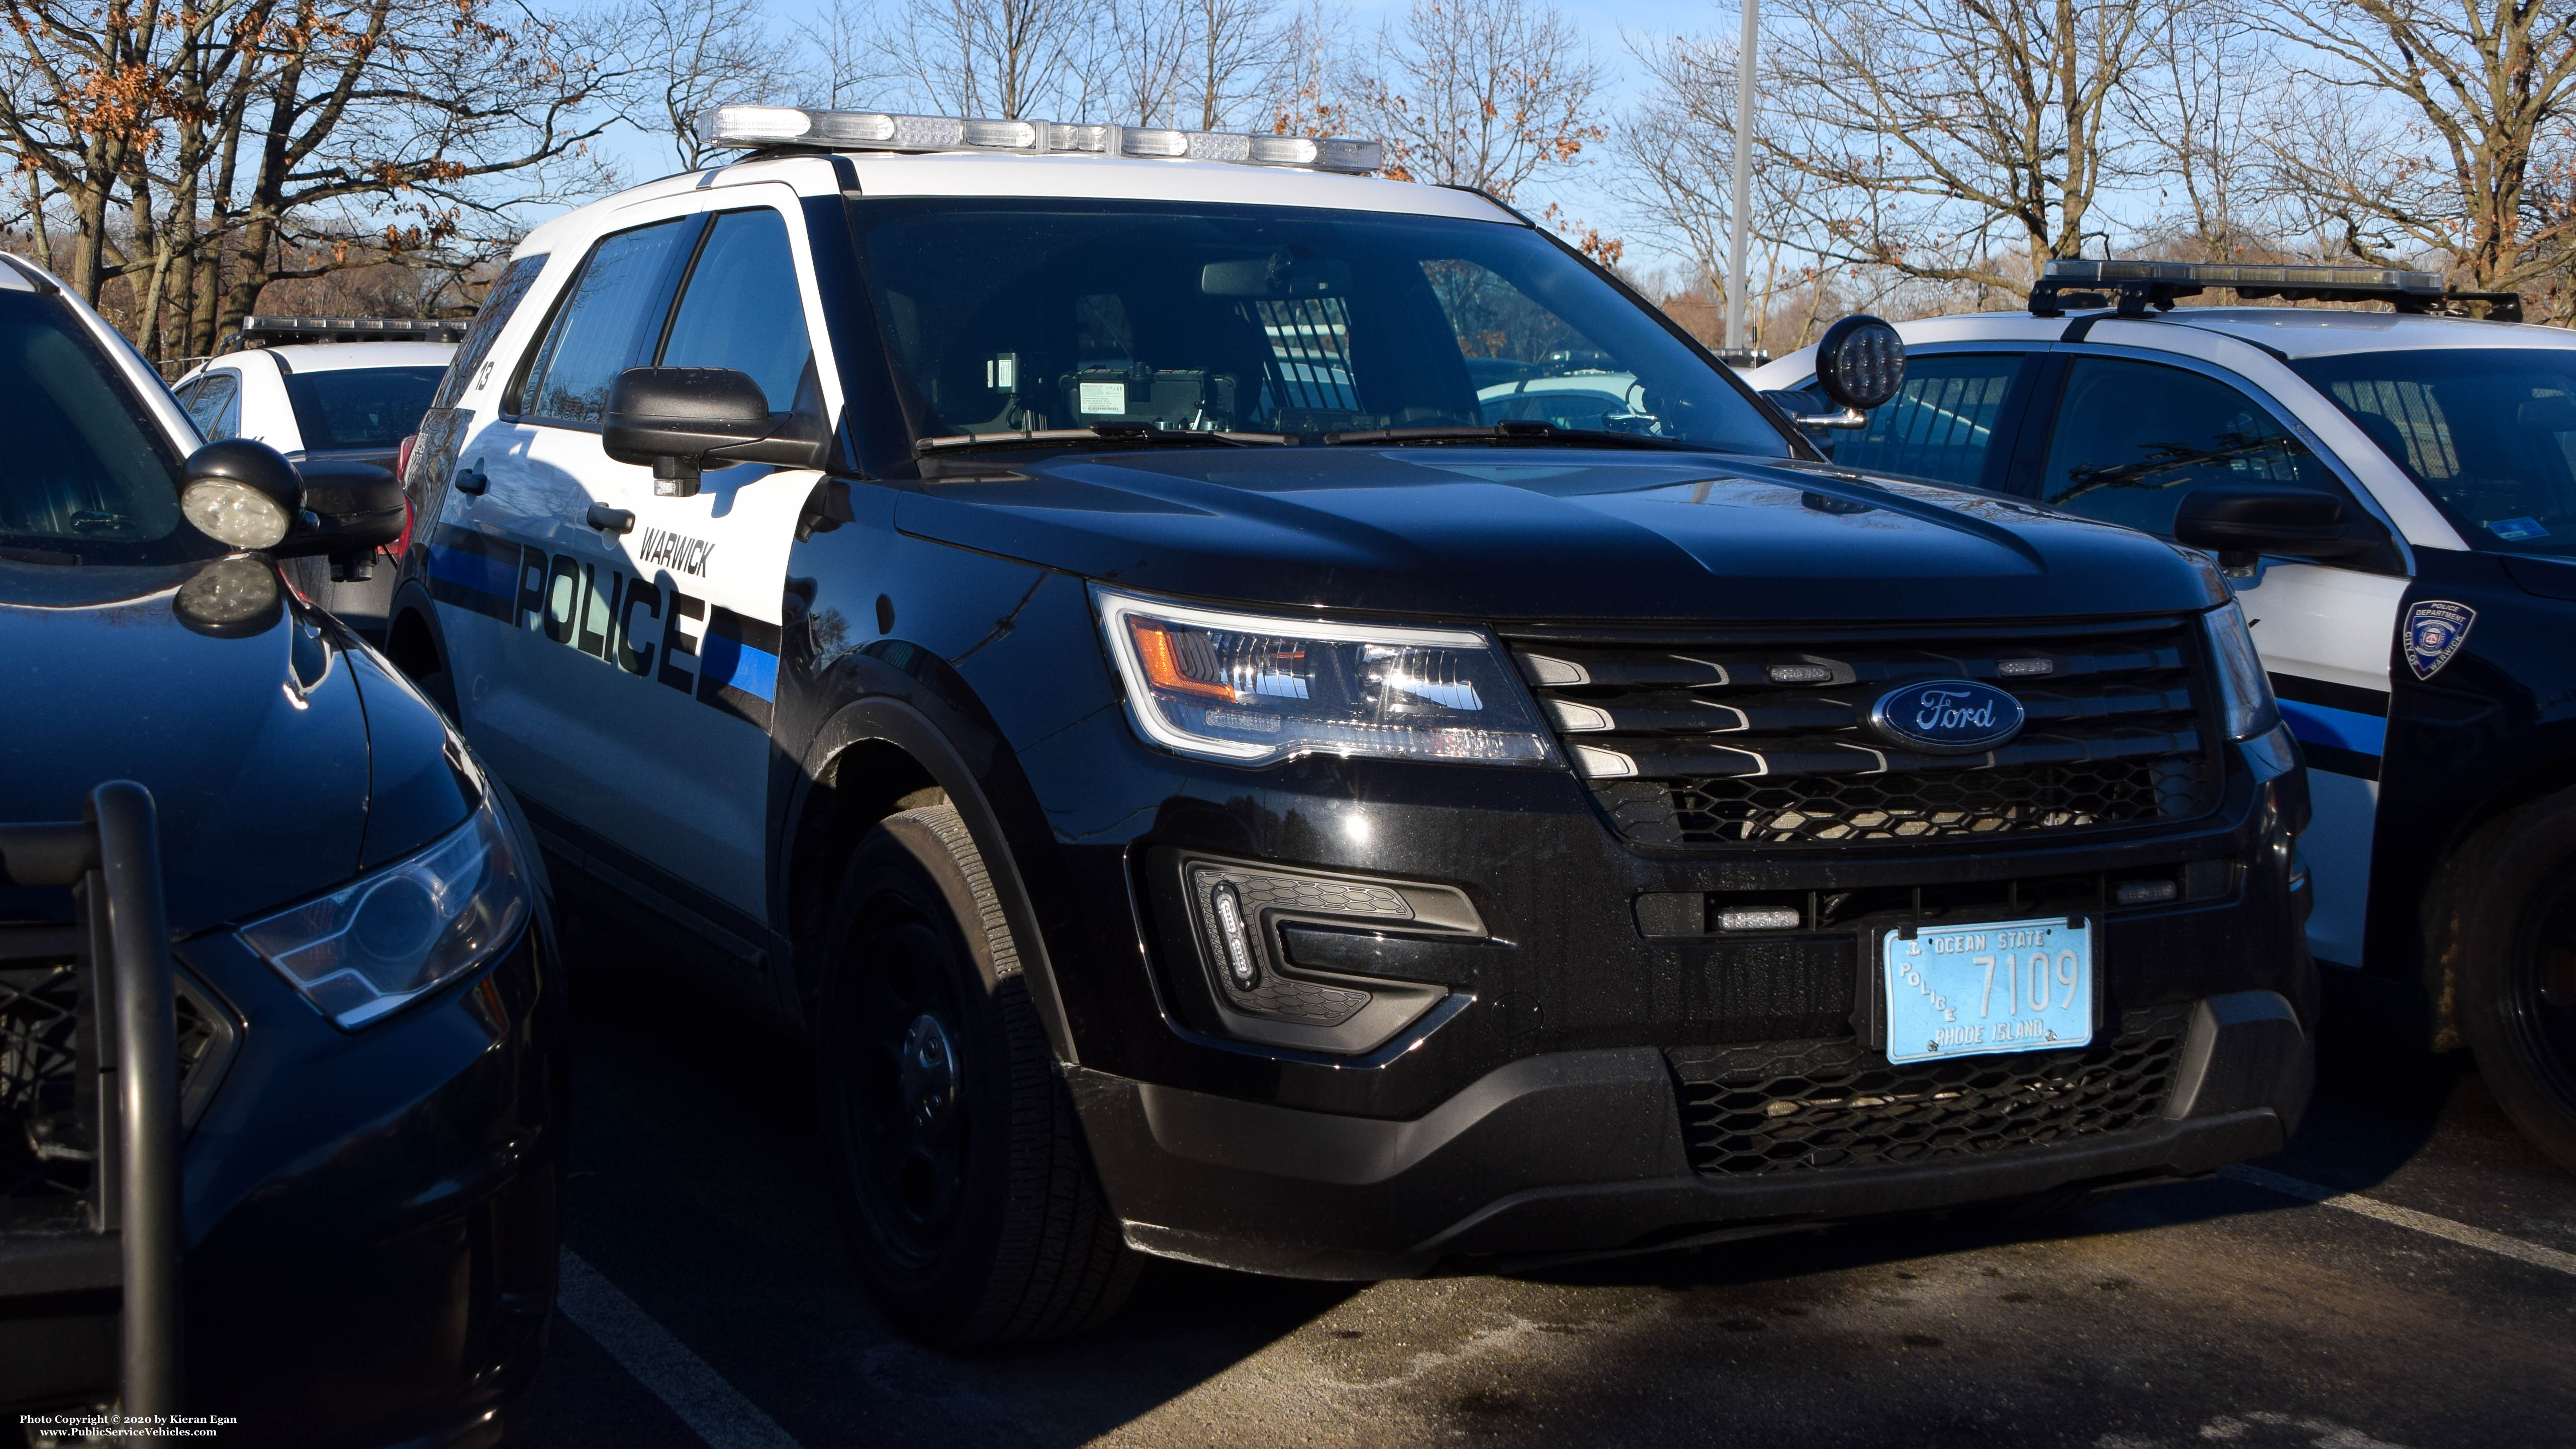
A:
[516,219,696,425]
[1824,352,2032,489]
[184,370,241,439]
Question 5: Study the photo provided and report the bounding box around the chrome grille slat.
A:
[1512,618,2220,848]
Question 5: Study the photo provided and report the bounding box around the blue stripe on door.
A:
[697,631,779,703]
[2278,698,2386,757]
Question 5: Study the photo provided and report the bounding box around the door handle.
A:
[453,460,488,495]
[586,503,636,535]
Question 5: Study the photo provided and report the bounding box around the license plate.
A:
[1881,916,2094,1065]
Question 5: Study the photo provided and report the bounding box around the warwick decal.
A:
[426,524,776,728]
[637,526,715,577]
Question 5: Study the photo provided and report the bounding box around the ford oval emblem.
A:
[1867,679,2026,755]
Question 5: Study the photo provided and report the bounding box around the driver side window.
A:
[2039,357,2340,536]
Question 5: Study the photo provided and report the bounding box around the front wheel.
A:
[2437,794,2576,1173]
[813,804,1138,1343]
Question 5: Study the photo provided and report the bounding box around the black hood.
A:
[897,448,2226,622]
[0,559,473,934]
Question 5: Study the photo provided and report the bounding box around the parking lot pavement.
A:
[510,937,2576,1449]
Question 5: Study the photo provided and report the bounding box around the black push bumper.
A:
[1073,989,2311,1279]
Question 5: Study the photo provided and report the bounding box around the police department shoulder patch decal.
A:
[2403,600,2476,681]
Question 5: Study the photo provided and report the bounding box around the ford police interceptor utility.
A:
[378,108,2317,1344]
[1753,260,2576,1172]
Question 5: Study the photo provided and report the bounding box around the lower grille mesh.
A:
[5,956,227,1230]
[1600,757,2213,847]
[1668,1004,2190,1177]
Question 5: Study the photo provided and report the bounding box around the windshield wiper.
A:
[1318,421,1711,452]
[915,424,1289,456]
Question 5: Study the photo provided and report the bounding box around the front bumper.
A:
[3,919,562,1449]
[1073,988,2312,1278]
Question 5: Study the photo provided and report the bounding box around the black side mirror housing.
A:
[272,458,405,565]
[180,440,401,569]
[604,366,824,498]
[2173,484,2380,568]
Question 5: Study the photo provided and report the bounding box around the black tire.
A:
[814,804,1138,1344]
[2434,793,2576,1173]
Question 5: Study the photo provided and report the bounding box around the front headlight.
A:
[2203,600,2281,741]
[239,801,529,1028]
[1093,588,1557,767]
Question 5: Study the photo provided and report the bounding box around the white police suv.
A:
[172,317,461,640]
[1753,260,2576,1170]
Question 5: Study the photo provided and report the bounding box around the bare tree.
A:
[1756,0,2166,296]
[1611,30,1826,349]
[624,0,788,169]
[2120,0,2274,262]
[792,0,896,111]
[2260,0,2576,306]
[0,0,623,356]
[1092,0,1282,129]
[872,0,1093,119]
[1342,0,1602,203]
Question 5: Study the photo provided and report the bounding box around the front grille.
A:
[4,946,230,1231]
[1668,1002,2191,1177]
[1,962,85,1220]
[1511,619,2220,848]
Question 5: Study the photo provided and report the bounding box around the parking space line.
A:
[2219,1165,2576,1277]
[556,1249,808,1449]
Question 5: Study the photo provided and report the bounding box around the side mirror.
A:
[180,439,405,575]
[1805,315,1905,429]
[604,366,823,498]
[275,458,405,572]
[2173,485,2379,569]
[180,439,304,551]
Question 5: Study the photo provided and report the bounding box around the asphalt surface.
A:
[513,926,2576,1448]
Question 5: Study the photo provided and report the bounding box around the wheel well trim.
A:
[787,696,1079,1067]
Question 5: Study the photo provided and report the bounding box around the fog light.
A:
[1766,662,1835,684]
[1716,907,1801,931]
[1210,882,1260,990]
[2115,879,2179,906]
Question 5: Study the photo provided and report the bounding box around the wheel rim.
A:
[2508,879,2576,1100]
[840,896,973,1269]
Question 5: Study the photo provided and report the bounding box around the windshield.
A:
[851,199,1790,455]
[281,364,445,451]
[0,291,219,566]
[2292,347,2576,554]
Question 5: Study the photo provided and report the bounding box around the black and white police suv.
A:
[379,108,2317,1344]
[1753,259,2576,1172]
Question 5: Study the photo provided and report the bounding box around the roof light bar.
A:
[2031,258,2522,323]
[696,105,1384,174]
[223,315,470,351]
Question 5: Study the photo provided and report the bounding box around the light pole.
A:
[1725,0,1758,354]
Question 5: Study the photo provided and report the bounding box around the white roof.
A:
[2143,307,2576,358]
[243,340,454,372]
[1749,304,2575,391]
[517,150,1518,258]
